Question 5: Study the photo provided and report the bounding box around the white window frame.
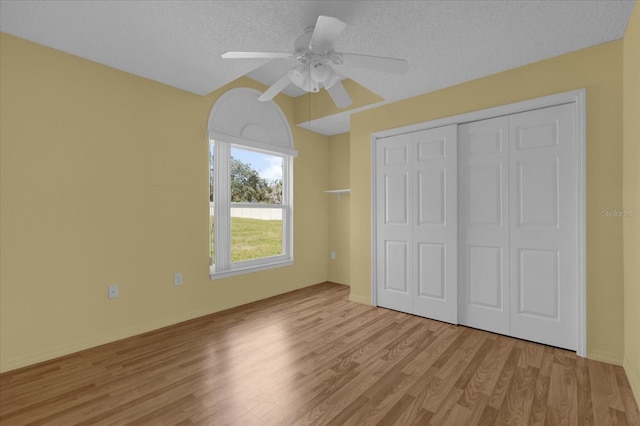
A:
[210,138,293,279]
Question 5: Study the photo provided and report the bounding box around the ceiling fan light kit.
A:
[221,15,409,108]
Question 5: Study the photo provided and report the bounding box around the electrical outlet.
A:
[330,251,336,260]
[174,273,183,286]
[108,284,119,299]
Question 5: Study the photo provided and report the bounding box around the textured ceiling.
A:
[0,0,635,135]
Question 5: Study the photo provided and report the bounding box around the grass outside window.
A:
[210,216,283,262]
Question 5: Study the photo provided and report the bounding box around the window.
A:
[209,140,293,278]
[206,87,297,278]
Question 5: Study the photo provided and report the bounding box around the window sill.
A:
[210,259,293,280]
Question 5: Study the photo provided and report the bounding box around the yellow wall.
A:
[327,132,350,285]
[0,33,329,373]
[623,2,640,401]
[349,40,625,363]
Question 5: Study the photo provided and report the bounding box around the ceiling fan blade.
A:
[258,72,292,101]
[309,16,346,51]
[326,80,353,108]
[336,52,409,74]
[221,51,291,59]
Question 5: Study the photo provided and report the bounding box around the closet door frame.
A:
[371,89,586,357]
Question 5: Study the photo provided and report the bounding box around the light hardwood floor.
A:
[1,282,638,425]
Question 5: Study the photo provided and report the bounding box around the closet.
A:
[375,102,579,351]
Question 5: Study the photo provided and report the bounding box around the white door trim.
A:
[371,88,587,357]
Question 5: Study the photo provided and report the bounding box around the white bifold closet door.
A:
[458,116,510,335]
[376,125,458,324]
[509,104,578,350]
[458,103,577,350]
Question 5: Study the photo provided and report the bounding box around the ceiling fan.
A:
[221,16,409,108]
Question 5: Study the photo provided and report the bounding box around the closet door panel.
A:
[458,117,510,334]
[417,242,445,299]
[413,125,458,324]
[376,134,413,313]
[509,103,577,350]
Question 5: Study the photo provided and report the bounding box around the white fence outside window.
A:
[209,203,283,221]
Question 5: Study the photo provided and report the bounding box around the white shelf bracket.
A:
[325,189,351,203]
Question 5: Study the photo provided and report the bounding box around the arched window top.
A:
[208,87,297,156]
